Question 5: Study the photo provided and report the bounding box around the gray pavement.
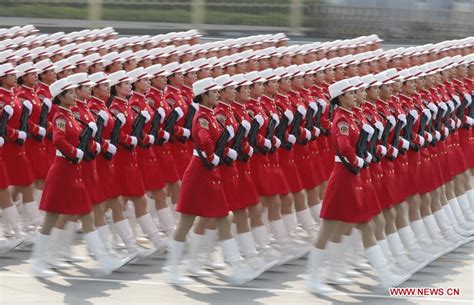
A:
[0,240,472,305]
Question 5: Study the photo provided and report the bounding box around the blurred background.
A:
[0,0,472,43]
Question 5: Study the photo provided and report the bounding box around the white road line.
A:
[0,272,471,303]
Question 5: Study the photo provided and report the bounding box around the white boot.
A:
[456,194,474,222]
[251,225,284,267]
[432,210,468,244]
[410,219,444,256]
[237,231,276,273]
[186,232,212,277]
[83,231,131,275]
[365,244,410,288]
[378,238,407,276]
[2,206,28,246]
[270,219,309,262]
[386,232,422,274]
[296,208,317,236]
[164,239,193,286]
[220,238,261,285]
[351,229,370,270]
[309,203,322,224]
[44,228,72,269]
[423,214,462,253]
[137,213,168,254]
[59,222,86,262]
[22,201,42,228]
[325,241,352,285]
[443,203,474,236]
[30,233,58,278]
[306,247,333,294]
[115,219,155,261]
[202,229,226,270]
[156,207,176,237]
[397,226,437,263]
[0,238,24,254]
[448,198,474,230]
[466,189,474,211]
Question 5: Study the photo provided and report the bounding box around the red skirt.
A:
[40,157,91,215]
[322,136,335,179]
[2,142,35,186]
[393,155,411,200]
[406,150,422,195]
[45,138,55,165]
[370,162,395,209]
[25,138,50,180]
[293,143,318,190]
[235,160,259,208]
[278,149,304,193]
[361,168,382,217]
[380,159,400,206]
[113,148,146,197]
[154,145,180,183]
[169,141,192,178]
[96,155,121,199]
[219,162,243,211]
[308,140,327,185]
[0,154,10,189]
[320,162,370,223]
[81,160,106,205]
[249,153,280,196]
[177,156,228,217]
[137,146,166,191]
[268,152,291,196]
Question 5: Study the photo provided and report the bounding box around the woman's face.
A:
[40,69,57,84]
[325,68,335,83]
[339,91,356,109]
[250,82,263,97]
[75,85,91,100]
[184,71,197,86]
[264,80,278,95]
[151,75,166,90]
[134,78,150,93]
[291,76,303,90]
[169,73,183,87]
[278,77,291,92]
[60,89,76,108]
[1,74,17,88]
[236,85,250,101]
[403,80,416,95]
[367,86,380,100]
[22,72,38,87]
[220,86,236,102]
[303,74,314,87]
[355,88,367,104]
[93,83,110,100]
[118,81,132,96]
[205,89,219,107]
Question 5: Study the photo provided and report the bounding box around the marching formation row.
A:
[0,25,473,294]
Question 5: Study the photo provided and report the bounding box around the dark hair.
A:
[193,94,204,104]
[235,86,242,93]
[53,90,67,105]
[110,84,118,96]
[131,82,138,91]
[330,96,339,106]
[17,76,25,85]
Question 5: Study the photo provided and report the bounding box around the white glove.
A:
[397,114,407,127]
[297,105,306,117]
[466,117,474,126]
[422,109,432,121]
[418,135,425,146]
[464,93,472,106]
[314,127,321,137]
[76,149,84,162]
[391,147,399,158]
[284,110,294,124]
[453,95,461,106]
[211,154,220,166]
[317,99,326,113]
[95,143,101,154]
[374,121,384,136]
[425,132,433,143]
[23,100,33,115]
[146,134,155,144]
[304,128,311,141]
[379,145,387,157]
[263,138,271,150]
[274,137,281,149]
[0,137,4,147]
[130,136,138,147]
[116,113,126,125]
[309,101,318,112]
[271,113,280,126]
[427,102,438,117]
[190,102,200,111]
[255,114,264,128]
[3,105,13,119]
[98,110,109,125]
[226,125,235,141]
[174,106,184,119]
[456,118,461,128]
[106,142,117,155]
[157,107,166,123]
[443,126,449,137]
[362,124,374,140]
[162,130,170,142]
[248,146,254,158]
[409,109,419,122]
[88,122,98,137]
[438,102,447,114]
[182,128,191,139]
[356,156,364,169]
[447,100,455,111]
[140,110,151,123]
[434,130,441,141]
[18,131,27,140]
[43,98,52,112]
[38,126,46,137]
[241,120,251,136]
[288,134,296,144]
[449,118,455,130]
[227,148,237,161]
[387,115,396,127]
[400,138,410,150]
[365,152,373,164]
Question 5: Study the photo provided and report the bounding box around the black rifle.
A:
[0,110,8,137]
[316,102,329,136]
[464,96,474,129]
[288,110,303,147]
[380,119,393,148]
[247,117,261,149]
[157,110,179,145]
[104,117,123,160]
[35,102,49,141]
[180,105,197,143]
[214,128,231,165]
[17,102,30,145]
[305,105,316,141]
[145,109,163,147]
[274,114,290,150]
[415,113,429,150]
[368,126,380,162]
[456,94,469,129]
[403,112,416,149]
[131,112,147,150]
[444,105,454,134]
[78,125,94,161]
[356,127,369,167]
[391,119,405,154]
[334,146,359,175]
[263,117,277,153]
[231,124,247,162]
[94,115,106,145]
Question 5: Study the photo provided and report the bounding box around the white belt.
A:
[334,156,348,163]
[55,150,65,158]
[193,149,207,158]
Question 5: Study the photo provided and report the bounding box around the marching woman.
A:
[14,62,51,228]
[0,63,39,243]
[306,79,408,294]
[128,67,176,237]
[107,70,168,253]
[88,72,153,261]
[165,77,262,286]
[31,78,130,278]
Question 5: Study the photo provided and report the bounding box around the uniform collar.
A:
[167,85,180,92]
[132,91,146,98]
[232,101,245,109]
[218,100,232,109]
[21,84,35,92]
[339,106,353,116]
[114,96,128,103]
[0,87,12,94]
[200,104,214,114]
[90,96,105,104]
[149,86,163,94]
[58,106,72,114]
[75,99,86,105]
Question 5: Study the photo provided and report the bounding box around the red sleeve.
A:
[52,116,77,160]
[333,117,357,167]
